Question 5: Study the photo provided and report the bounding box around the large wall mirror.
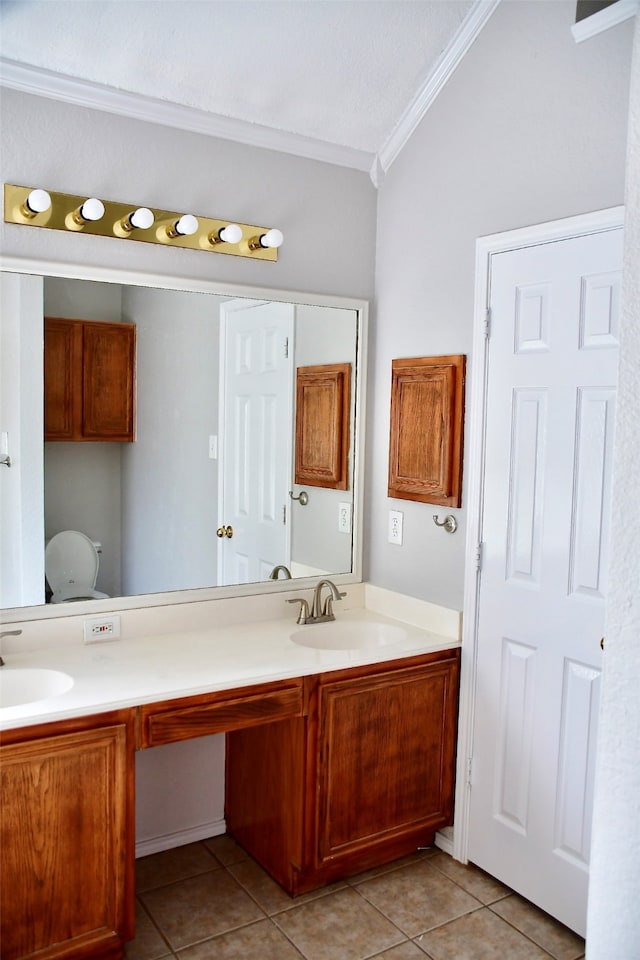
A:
[0,260,367,623]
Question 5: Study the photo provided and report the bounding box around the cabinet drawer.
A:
[139,678,304,747]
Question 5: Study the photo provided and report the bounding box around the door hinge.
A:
[475,541,484,572]
[282,504,287,525]
[284,336,289,359]
[483,307,491,339]
[466,756,473,786]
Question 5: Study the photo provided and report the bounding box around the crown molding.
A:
[572,0,638,42]
[376,0,501,178]
[0,57,374,174]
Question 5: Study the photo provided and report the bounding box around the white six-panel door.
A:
[218,299,294,586]
[467,227,622,935]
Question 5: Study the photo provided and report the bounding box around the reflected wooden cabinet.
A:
[44,316,136,441]
[226,649,460,895]
[294,362,351,490]
[0,710,135,960]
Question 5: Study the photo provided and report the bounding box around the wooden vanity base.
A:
[226,649,460,895]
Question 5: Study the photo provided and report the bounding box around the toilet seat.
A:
[45,530,109,603]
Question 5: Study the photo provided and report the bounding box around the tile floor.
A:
[126,836,586,960]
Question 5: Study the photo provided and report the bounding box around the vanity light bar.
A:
[3,184,282,262]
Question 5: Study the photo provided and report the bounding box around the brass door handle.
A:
[216,525,234,539]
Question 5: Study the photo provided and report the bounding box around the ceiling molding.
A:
[571,0,638,42]
[376,0,501,178]
[0,56,374,174]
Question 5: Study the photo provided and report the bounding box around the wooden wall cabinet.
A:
[388,355,465,507]
[0,710,135,960]
[226,649,460,895]
[294,363,351,490]
[44,316,136,441]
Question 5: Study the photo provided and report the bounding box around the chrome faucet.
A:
[269,564,292,580]
[287,579,345,625]
[0,629,22,666]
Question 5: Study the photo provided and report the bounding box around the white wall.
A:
[43,277,124,597]
[0,90,376,301]
[368,0,634,611]
[587,17,640,957]
[121,286,222,595]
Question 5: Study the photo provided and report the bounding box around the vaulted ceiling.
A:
[0,1,500,180]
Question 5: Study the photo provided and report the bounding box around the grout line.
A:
[484,903,581,960]
[130,894,176,960]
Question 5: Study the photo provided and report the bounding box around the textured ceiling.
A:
[0,0,476,155]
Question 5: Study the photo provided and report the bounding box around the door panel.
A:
[468,228,622,935]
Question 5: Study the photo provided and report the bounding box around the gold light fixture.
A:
[3,184,283,261]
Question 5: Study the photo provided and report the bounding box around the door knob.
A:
[216,525,234,539]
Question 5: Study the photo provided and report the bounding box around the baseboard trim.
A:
[135,818,226,858]
[434,827,454,857]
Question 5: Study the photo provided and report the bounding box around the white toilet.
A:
[45,530,110,603]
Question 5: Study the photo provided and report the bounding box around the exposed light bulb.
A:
[79,198,105,222]
[260,228,284,249]
[174,214,199,236]
[218,223,243,244]
[129,207,154,230]
[24,188,51,215]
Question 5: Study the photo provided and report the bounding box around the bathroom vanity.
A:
[0,604,460,960]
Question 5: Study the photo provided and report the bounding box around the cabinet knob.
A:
[216,525,234,539]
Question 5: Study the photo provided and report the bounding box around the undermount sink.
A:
[291,619,407,651]
[0,668,74,709]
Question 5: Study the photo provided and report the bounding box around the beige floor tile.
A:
[428,852,511,905]
[176,918,305,960]
[356,859,482,938]
[125,902,172,960]
[136,842,221,892]
[371,942,429,959]
[416,908,551,959]
[140,870,264,950]
[274,886,405,960]
[203,834,250,867]
[229,857,347,915]
[490,895,585,960]
[348,848,438,885]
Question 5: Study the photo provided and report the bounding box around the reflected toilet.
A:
[45,530,110,603]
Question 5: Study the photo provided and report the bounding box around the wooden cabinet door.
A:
[44,317,83,440]
[388,355,465,506]
[82,321,135,440]
[0,712,135,960]
[44,317,135,442]
[316,655,460,866]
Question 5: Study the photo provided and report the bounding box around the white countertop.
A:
[0,606,459,731]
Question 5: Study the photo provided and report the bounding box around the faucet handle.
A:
[322,591,346,618]
[287,597,311,625]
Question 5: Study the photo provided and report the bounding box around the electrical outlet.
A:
[84,615,121,644]
[338,502,352,534]
[388,510,403,545]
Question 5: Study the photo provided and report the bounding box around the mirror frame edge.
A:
[0,254,368,625]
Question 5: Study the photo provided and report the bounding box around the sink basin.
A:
[291,620,407,651]
[0,668,74,709]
